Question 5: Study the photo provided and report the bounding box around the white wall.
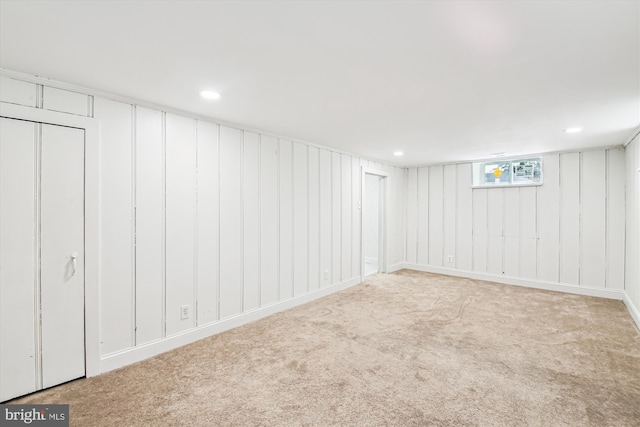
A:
[405,149,627,294]
[625,134,640,323]
[2,70,636,369]
[0,74,406,368]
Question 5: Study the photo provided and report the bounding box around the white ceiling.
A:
[1,0,639,166]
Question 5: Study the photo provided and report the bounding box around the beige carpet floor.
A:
[10,270,640,426]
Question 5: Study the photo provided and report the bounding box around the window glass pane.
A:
[512,158,541,184]
[481,161,511,185]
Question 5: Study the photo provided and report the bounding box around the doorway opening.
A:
[362,170,387,279]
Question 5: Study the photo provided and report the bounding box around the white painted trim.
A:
[471,183,543,189]
[0,101,101,377]
[387,263,404,273]
[402,263,625,300]
[0,69,403,169]
[100,276,361,373]
[623,293,640,332]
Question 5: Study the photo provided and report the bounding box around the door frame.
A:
[0,101,100,377]
[360,167,389,283]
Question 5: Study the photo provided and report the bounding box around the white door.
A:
[0,117,85,401]
[362,173,386,277]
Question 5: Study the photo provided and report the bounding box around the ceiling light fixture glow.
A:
[200,90,221,100]
[490,152,506,158]
[393,151,404,156]
[564,127,582,134]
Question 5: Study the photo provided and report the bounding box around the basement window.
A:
[472,157,542,187]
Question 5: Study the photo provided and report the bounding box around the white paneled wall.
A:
[196,120,219,325]
[626,135,640,320]
[165,113,197,335]
[94,98,134,354]
[219,125,243,319]
[1,76,405,359]
[7,71,634,365]
[135,107,164,344]
[406,149,627,290]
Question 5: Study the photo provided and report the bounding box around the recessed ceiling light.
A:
[393,151,404,156]
[564,127,582,134]
[200,90,221,100]
[490,152,506,158]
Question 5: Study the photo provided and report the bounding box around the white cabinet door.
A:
[0,118,85,401]
[0,118,38,402]
[40,123,85,389]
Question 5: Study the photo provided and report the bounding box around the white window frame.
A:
[472,157,543,188]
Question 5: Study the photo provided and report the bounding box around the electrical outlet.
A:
[323,270,329,281]
[180,305,189,320]
[447,255,454,263]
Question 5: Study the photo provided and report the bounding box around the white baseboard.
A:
[386,263,404,273]
[402,263,626,300]
[100,276,362,374]
[623,293,640,332]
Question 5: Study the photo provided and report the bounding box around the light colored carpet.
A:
[10,270,640,426]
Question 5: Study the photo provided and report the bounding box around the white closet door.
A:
[0,118,85,401]
[40,123,85,389]
[0,118,38,401]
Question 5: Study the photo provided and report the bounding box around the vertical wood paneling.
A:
[606,148,625,290]
[341,155,352,280]
[402,150,621,293]
[626,139,640,307]
[351,157,361,278]
[455,164,473,271]
[135,107,164,343]
[279,139,294,299]
[537,154,560,282]
[94,97,134,353]
[394,167,407,266]
[319,149,332,287]
[429,165,444,266]
[331,152,341,283]
[519,187,537,279]
[503,188,520,277]
[165,114,196,334]
[560,152,580,284]
[260,135,279,305]
[42,87,88,116]
[472,189,488,272]
[385,164,395,267]
[487,189,503,275]
[2,76,414,365]
[0,76,37,107]
[416,167,429,265]
[243,132,261,310]
[219,126,243,318]
[293,143,309,295]
[196,120,219,324]
[406,168,418,264]
[443,165,456,268]
[309,147,320,290]
[581,150,606,288]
